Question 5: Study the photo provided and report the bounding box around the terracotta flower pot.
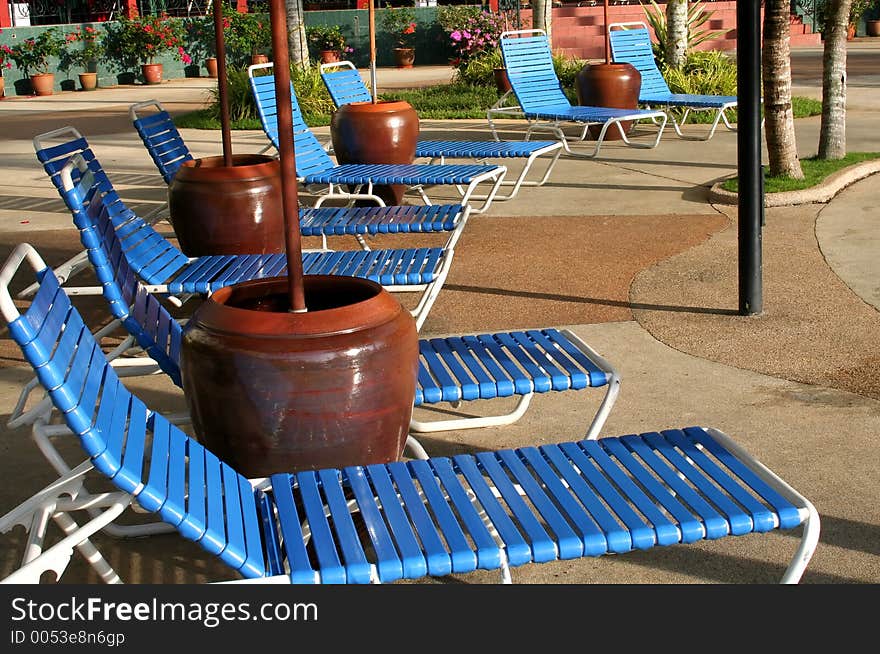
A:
[320,49,341,64]
[180,275,420,477]
[141,63,163,85]
[0,76,5,99]
[493,67,512,94]
[251,54,269,65]
[29,73,55,96]
[168,154,286,256]
[575,62,641,141]
[205,57,218,78]
[393,47,415,69]
[867,20,880,37]
[330,100,420,205]
[78,72,98,91]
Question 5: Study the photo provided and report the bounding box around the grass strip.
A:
[721,152,880,193]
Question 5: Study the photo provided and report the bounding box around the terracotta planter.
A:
[29,73,55,96]
[78,72,98,91]
[575,62,641,141]
[0,76,4,99]
[847,23,857,40]
[141,63,163,85]
[867,20,880,37]
[205,57,218,78]
[168,154,285,256]
[180,275,419,477]
[320,49,341,64]
[251,54,269,65]
[330,100,420,205]
[493,67,512,94]
[393,47,415,69]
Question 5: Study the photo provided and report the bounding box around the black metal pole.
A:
[737,0,763,315]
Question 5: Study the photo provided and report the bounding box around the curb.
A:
[708,159,880,206]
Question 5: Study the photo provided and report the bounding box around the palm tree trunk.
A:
[533,0,553,41]
[762,0,803,179]
[665,0,688,70]
[286,0,310,70]
[818,0,851,159]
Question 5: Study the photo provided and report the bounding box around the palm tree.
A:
[818,0,852,159]
[762,0,803,179]
[286,0,309,69]
[665,0,688,69]
[532,0,553,40]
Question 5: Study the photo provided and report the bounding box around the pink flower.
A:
[182,54,192,64]
[450,30,462,42]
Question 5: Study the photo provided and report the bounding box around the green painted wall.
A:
[0,8,454,97]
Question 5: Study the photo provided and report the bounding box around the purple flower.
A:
[450,30,462,42]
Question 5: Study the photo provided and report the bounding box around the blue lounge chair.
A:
[55,151,459,332]
[497,29,668,158]
[318,60,563,202]
[67,169,619,437]
[609,22,738,141]
[247,63,508,213]
[30,125,470,300]
[0,242,820,584]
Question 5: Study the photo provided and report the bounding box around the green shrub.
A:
[661,50,738,123]
[207,64,335,126]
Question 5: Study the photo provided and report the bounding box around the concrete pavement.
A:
[0,51,877,584]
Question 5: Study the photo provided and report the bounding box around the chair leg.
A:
[410,394,534,433]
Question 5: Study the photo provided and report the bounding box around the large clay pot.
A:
[868,20,880,37]
[29,73,55,96]
[493,67,512,94]
[205,57,218,78]
[251,54,269,65]
[320,49,341,64]
[575,62,641,141]
[141,63,163,85]
[168,154,285,256]
[180,275,420,477]
[330,100,419,205]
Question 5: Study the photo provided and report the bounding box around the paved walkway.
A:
[0,51,877,585]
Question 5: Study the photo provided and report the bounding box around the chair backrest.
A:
[499,29,572,114]
[247,63,336,177]
[61,155,185,386]
[319,61,373,108]
[129,100,195,184]
[0,243,267,578]
[608,22,672,98]
[57,149,190,288]
[34,127,135,224]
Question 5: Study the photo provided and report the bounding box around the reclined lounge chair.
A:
[30,126,469,299]
[0,242,820,584]
[609,22,738,141]
[247,63,508,213]
[496,29,668,158]
[318,60,563,202]
[60,165,621,438]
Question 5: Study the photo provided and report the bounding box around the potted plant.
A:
[224,10,271,66]
[306,24,353,64]
[381,5,418,68]
[184,14,217,77]
[102,13,191,85]
[59,26,105,91]
[440,8,514,92]
[867,0,880,36]
[6,27,65,96]
[0,38,12,98]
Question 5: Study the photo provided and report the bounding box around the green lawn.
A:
[721,152,880,194]
[173,83,824,130]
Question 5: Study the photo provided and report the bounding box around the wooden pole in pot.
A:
[603,0,611,64]
[212,0,233,166]
[268,0,306,312]
[368,0,377,102]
